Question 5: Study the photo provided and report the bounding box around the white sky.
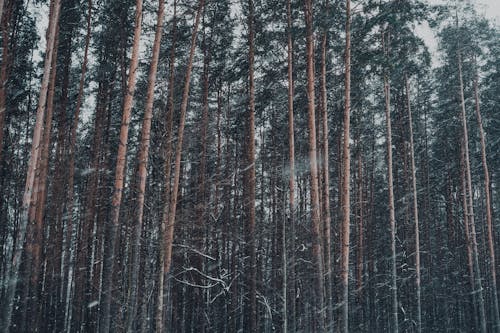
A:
[416,0,500,67]
[467,0,500,22]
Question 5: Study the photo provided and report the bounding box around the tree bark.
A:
[319,1,333,327]
[245,0,258,330]
[384,73,399,333]
[156,1,177,330]
[285,0,294,330]
[63,2,91,328]
[457,48,487,333]
[29,22,60,331]
[125,0,165,330]
[461,144,478,331]
[405,74,422,333]
[0,0,4,26]
[473,65,500,331]
[382,29,399,333]
[99,0,143,330]
[355,149,363,299]
[341,0,351,331]
[159,0,204,325]
[304,0,326,330]
[0,0,61,331]
[0,0,12,167]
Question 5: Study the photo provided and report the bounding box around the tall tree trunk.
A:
[304,0,325,330]
[405,74,422,333]
[192,21,211,333]
[155,1,177,329]
[457,48,487,333]
[319,1,333,327]
[126,0,165,330]
[58,43,74,332]
[74,79,110,331]
[99,0,143,330]
[341,0,351,331]
[355,149,364,305]
[0,1,61,331]
[384,74,399,333]
[64,2,92,328]
[159,0,204,326]
[461,144,478,331]
[245,0,257,330]
[0,0,4,29]
[0,0,12,167]
[383,29,399,333]
[29,23,60,331]
[473,65,500,331]
[285,0,294,330]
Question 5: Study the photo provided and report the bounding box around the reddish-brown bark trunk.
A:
[458,48,486,333]
[304,0,326,330]
[126,0,165,329]
[473,67,500,330]
[99,0,143,330]
[341,1,351,331]
[319,2,332,325]
[285,0,294,329]
[160,0,204,326]
[245,0,257,330]
[405,74,422,333]
[0,0,61,330]
[382,30,399,333]
[156,1,177,329]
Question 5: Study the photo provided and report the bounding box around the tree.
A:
[244,0,257,329]
[457,40,487,333]
[304,0,326,330]
[159,0,205,327]
[0,0,61,331]
[99,0,143,330]
[405,73,422,333]
[155,1,177,331]
[382,28,399,333]
[126,0,165,329]
[340,0,351,331]
[285,0,295,330]
[473,57,500,332]
[319,0,333,326]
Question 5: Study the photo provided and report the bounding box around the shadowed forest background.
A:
[0,0,499,331]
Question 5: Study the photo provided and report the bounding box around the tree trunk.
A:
[473,65,500,331]
[125,0,165,330]
[0,0,4,26]
[405,74,422,333]
[355,149,364,305]
[99,0,143,330]
[155,1,177,330]
[64,2,91,328]
[159,0,204,324]
[457,48,487,333]
[304,0,326,330]
[245,0,257,330]
[29,22,60,331]
[461,144,478,331]
[341,0,351,331]
[0,1,61,330]
[384,73,399,333]
[383,29,399,333]
[0,0,12,167]
[285,0,294,330]
[319,1,333,327]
